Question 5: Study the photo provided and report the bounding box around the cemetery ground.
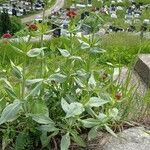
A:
[0,0,150,150]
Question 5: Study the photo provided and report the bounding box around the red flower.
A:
[66,10,77,18]
[115,92,123,100]
[2,33,12,38]
[28,24,38,31]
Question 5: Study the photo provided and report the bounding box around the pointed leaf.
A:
[0,100,22,125]
[98,113,107,120]
[71,132,86,147]
[88,97,109,107]
[109,108,119,119]
[26,79,44,85]
[61,98,70,114]
[69,56,82,61]
[10,61,22,79]
[88,126,99,140]
[88,73,96,89]
[48,73,67,83]
[65,102,85,118]
[38,124,58,132]
[30,114,54,125]
[78,39,90,49]
[58,48,70,57]
[27,47,46,57]
[4,86,18,99]
[25,82,42,100]
[10,45,24,54]
[61,133,70,150]
[81,118,100,128]
[105,125,117,137]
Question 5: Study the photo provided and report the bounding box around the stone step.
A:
[134,54,150,88]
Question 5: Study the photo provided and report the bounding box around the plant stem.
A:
[21,57,26,100]
[40,7,46,78]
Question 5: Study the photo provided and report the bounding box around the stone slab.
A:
[87,127,150,150]
[101,127,150,150]
[134,54,150,88]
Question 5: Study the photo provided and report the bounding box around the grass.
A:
[99,32,150,65]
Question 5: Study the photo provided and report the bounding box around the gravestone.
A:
[52,24,61,37]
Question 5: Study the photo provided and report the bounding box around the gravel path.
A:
[21,0,64,24]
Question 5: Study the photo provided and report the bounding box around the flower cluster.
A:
[66,10,77,18]
[28,24,38,31]
[2,33,12,38]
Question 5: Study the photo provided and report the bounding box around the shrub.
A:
[0,12,11,36]
[10,16,24,34]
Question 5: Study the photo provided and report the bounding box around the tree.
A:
[0,11,11,36]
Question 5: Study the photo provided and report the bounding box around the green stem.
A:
[40,8,46,78]
[21,58,26,100]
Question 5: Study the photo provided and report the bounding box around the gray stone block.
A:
[134,54,150,88]
[102,127,150,150]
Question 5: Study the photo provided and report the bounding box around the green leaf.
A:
[61,133,70,150]
[88,97,109,107]
[88,73,96,89]
[25,79,44,86]
[38,124,58,132]
[61,98,85,118]
[74,77,85,88]
[1,79,17,99]
[69,56,82,61]
[61,98,70,114]
[105,125,117,137]
[99,93,112,102]
[109,108,119,120]
[0,100,22,125]
[25,82,42,100]
[98,113,107,120]
[65,102,85,118]
[10,44,24,54]
[71,132,86,147]
[40,130,59,149]
[27,47,46,57]
[78,39,90,49]
[76,69,87,77]
[40,131,50,149]
[10,61,23,79]
[90,47,106,54]
[31,101,49,117]
[58,48,70,57]
[30,114,54,125]
[0,78,12,89]
[88,126,99,140]
[4,86,18,99]
[15,132,29,150]
[48,73,67,83]
[0,98,6,113]
[81,118,100,128]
